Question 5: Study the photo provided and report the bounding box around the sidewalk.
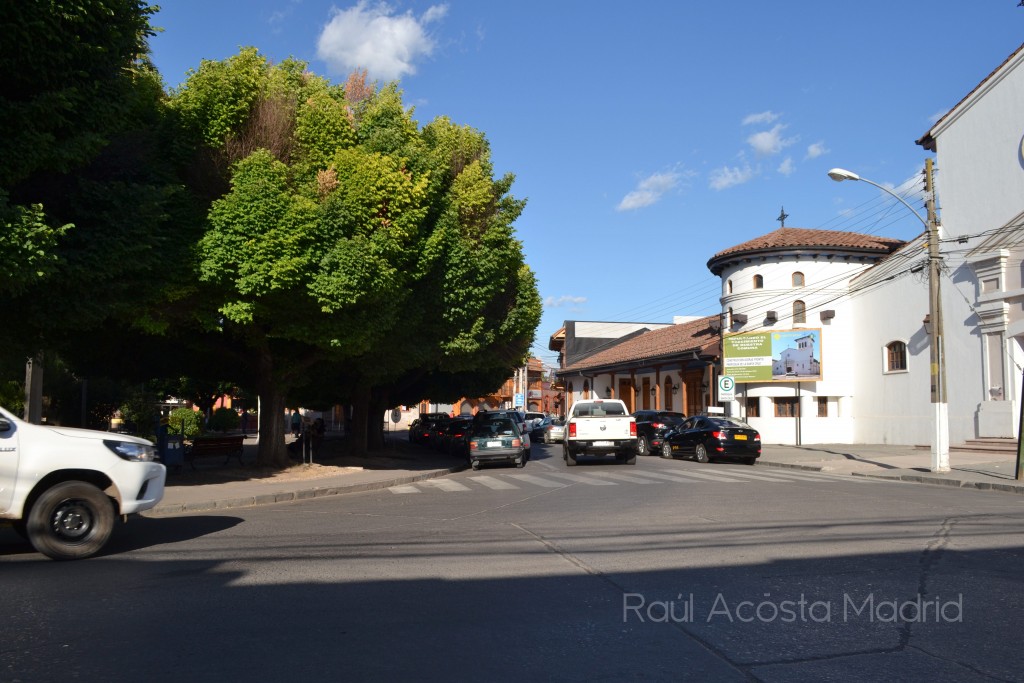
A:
[146,432,465,517]
[146,436,1024,518]
[757,443,1024,494]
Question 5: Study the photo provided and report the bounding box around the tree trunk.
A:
[349,387,370,455]
[368,390,387,451]
[256,388,289,468]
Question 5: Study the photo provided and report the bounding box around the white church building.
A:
[555,42,1024,450]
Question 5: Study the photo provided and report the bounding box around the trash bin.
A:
[162,435,184,469]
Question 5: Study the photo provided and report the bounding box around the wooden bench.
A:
[185,435,245,469]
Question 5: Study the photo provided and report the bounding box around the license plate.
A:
[593,441,613,447]
[734,434,747,440]
[487,440,502,447]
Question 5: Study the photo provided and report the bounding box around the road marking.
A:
[628,470,743,484]
[654,469,748,483]
[470,475,520,490]
[588,471,661,484]
[420,479,472,492]
[389,485,420,494]
[541,472,618,486]
[506,474,569,488]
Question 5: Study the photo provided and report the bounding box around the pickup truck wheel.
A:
[694,443,710,463]
[26,481,115,561]
[625,451,637,465]
[636,436,649,456]
[565,450,577,467]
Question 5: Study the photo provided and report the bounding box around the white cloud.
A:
[805,141,829,159]
[316,2,448,81]
[545,295,587,308]
[747,124,797,156]
[742,111,781,126]
[709,164,754,190]
[616,171,680,211]
[778,157,796,176]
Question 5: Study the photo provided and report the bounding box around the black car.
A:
[409,413,450,444]
[660,415,761,465]
[632,410,686,456]
[441,416,475,457]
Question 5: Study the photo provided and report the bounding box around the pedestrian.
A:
[290,409,301,437]
[241,410,249,435]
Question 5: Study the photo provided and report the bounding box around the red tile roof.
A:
[559,316,718,374]
[707,227,904,274]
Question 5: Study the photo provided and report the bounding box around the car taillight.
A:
[469,442,478,450]
[630,422,637,436]
[711,431,725,440]
[512,439,521,447]
[569,423,577,437]
[753,433,761,441]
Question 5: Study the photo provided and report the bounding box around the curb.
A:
[756,460,824,472]
[145,463,466,517]
[851,470,1024,494]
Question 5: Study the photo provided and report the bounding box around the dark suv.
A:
[631,410,686,456]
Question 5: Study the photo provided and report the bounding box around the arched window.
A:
[792,272,804,287]
[886,341,907,372]
[753,274,764,289]
[727,279,733,294]
[793,300,806,324]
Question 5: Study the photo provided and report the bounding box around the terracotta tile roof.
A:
[559,316,719,374]
[707,227,904,274]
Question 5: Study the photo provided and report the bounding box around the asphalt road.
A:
[3,443,1023,682]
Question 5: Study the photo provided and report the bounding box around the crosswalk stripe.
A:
[469,475,520,490]
[628,470,743,484]
[588,472,661,484]
[541,472,618,486]
[653,469,748,483]
[389,485,420,494]
[420,479,472,492]
[506,474,567,488]
[690,468,810,482]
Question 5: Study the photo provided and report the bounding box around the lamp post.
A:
[828,161,949,472]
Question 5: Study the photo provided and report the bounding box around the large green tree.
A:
[172,50,540,466]
[0,1,199,383]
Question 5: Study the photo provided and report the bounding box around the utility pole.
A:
[925,158,950,472]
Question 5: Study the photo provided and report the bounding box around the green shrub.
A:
[207,406,240,432]
[169,407,202,439]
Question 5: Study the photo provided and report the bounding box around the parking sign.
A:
[717,376,736,402]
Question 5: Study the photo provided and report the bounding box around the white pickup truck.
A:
[562,399,637,466]
[0,405,167,560]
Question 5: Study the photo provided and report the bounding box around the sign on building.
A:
[723,329,823,382]
[717,375,736,402]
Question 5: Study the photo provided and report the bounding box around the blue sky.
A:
[149,1,1024,369]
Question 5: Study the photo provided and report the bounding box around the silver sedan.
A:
[542,419,566,443]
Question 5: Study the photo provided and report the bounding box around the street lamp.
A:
[828,163,949,472]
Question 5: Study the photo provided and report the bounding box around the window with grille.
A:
[774,397,799,417]
[746,397,760,417]
[886,341,907,372]
[793,300,806,324]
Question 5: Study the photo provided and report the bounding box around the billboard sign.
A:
[723,329,822,382]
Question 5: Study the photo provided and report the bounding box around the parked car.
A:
[467,414,528,470]
[473,409,531,458]
[442,416,475,457]
[660,415,761,465]
[632,410,686,456]
[530,416,553,440]
[543,418,566,444]
[409,413,450,444]
[524,411,546,434]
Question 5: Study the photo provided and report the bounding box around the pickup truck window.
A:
[573,403,627,417]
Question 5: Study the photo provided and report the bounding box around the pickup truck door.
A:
[0,415,19,512]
